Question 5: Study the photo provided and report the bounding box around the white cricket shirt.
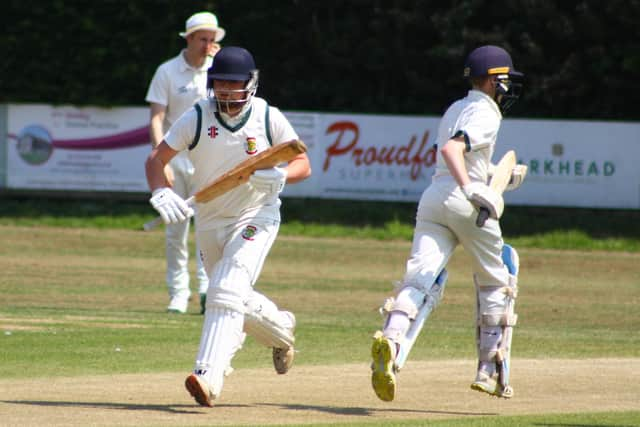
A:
[433,90,502,183]
[164,97,299,229]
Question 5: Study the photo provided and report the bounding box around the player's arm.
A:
[145,142,179,191]
[146,105,198,188]
[267,107,312,184]
[149,102,176,186]
[149,103,166,148]
[282,146,311,184]
[440,136,470,188]
[443,135,503,220]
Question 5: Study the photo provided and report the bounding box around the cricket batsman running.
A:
[370,45,527,401]
[145,46,311,407]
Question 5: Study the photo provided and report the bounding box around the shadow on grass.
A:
[1,399,247,414]
[4,399,496,419]
[258,402,496,417]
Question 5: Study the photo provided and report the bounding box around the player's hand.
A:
[462,182,504,220]
[249,167,288,196]
[505,164,527,191]
[149,187,194,224]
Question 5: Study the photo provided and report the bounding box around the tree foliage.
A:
[1,0,638,119]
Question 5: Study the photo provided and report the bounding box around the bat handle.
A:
[476,208,490,227]
[143,216,163,231]
[142,196,196,232]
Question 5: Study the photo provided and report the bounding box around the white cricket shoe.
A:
[272,311,296,374]
[371,330,397,401]
[185,373,215,407]
[167,290,190,314]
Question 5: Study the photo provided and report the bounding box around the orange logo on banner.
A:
[323,121,437,181]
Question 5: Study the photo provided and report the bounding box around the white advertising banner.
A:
[284,113,640,209]
[499,119,640,209]
[5,104,149,192]
[3,104,639,209]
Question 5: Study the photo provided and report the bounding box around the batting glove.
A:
[505,164,528,192]
[249,167,288,196]
[462,182,504,220]
[149,187,194,224]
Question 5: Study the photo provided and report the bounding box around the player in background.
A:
[145,46,311,407]
[370,45,527,401]
[145,12,225,314]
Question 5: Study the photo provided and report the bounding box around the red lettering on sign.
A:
[323,121,436,180]
[323,121,359,171]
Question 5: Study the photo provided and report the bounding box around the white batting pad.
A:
[194,306,245,397]
[206,257,252,312]
[243,291,295,348]
[474,244,520,390]
[392,269,448,370]
[389,286,426,319]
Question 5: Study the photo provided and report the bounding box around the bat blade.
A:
[488,150,517,193]
[143,140,307,231]
[194,139,307,203]
[476,150,517,227]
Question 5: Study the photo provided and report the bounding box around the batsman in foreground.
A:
[145,46,311,407]
[370,45,527,401]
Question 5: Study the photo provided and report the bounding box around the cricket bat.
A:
[143,140,307,231]
[475,150,518,227]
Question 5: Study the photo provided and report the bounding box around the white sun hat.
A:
[179,12,225,42]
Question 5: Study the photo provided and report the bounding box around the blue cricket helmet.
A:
[463,45,524,113]
[463,45,523,78]
[206,46,259,115]
[208,46,257,83]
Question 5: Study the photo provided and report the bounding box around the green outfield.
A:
[0,223,638,426]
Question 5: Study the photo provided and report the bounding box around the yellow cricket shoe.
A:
[370,331,397,401]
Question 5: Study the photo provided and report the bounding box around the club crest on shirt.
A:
[241,225,258,241]
[245,137,258,155]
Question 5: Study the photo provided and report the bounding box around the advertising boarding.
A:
[4,104,149,192]
[2,103,639,209]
